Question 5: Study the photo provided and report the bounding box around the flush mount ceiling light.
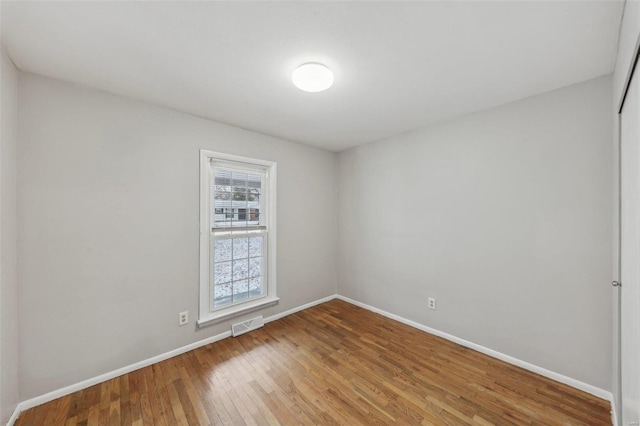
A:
[292,63,334,93]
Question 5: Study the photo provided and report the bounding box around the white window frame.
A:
[198,150,278,327]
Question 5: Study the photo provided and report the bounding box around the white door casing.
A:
[620,63,640,426]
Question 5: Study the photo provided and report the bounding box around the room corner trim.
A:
[12,293,339,421]
[334,295,613,402]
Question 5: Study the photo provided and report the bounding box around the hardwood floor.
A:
[16,299,611,425]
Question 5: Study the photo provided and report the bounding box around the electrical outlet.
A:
[179,311,188,326]
[428,297,436,310]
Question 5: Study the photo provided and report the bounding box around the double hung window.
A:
[199,151,277,326]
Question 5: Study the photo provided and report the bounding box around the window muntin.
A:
[211,233,265,309]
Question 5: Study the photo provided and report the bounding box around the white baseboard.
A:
[264,294,337,324]
[610,394,619,426]
[10,293,615,425]
[9,293,339,425]
[335,295,613,403]
[6,404,21,426]
[17,330,233,414]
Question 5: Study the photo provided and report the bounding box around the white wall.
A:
[338,76,613,391]
[1,46,20,423]
[17,73,338,400]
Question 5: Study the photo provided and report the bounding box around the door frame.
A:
[616,29,640,425]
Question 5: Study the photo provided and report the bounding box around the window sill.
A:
[197,296,280,328]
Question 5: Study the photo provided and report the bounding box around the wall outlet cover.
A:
[179,311,188,326]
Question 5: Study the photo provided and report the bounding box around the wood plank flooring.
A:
[15,299,611,425]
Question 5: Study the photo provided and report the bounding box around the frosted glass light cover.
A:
[292,63,334,92]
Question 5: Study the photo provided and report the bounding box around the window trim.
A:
[198,150,278,327]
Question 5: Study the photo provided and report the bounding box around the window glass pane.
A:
[214,191,231,205]
[212,167,263,229]
[247,173,261,193]
[247,205,260,226]
[249,237,263,257]
[248,203,260,226]
[232,201,248,227]
[214,261,231,285]
[249,276,263,297]
[233,188,247,202]
[214,283,232,308]
[232,171,247,189]
[211,234,266,310]
[233,280,249,302]
[214,169,232,192]
[231,171,247,227]
[213,191,231,227]
[214,239,232,263]
[232,238,249,259]
[247,173,261,226]
[214,189,231,201]
[233,259,248,281]
[249,257,262,278]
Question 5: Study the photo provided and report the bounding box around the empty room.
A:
[0,0,638,425]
